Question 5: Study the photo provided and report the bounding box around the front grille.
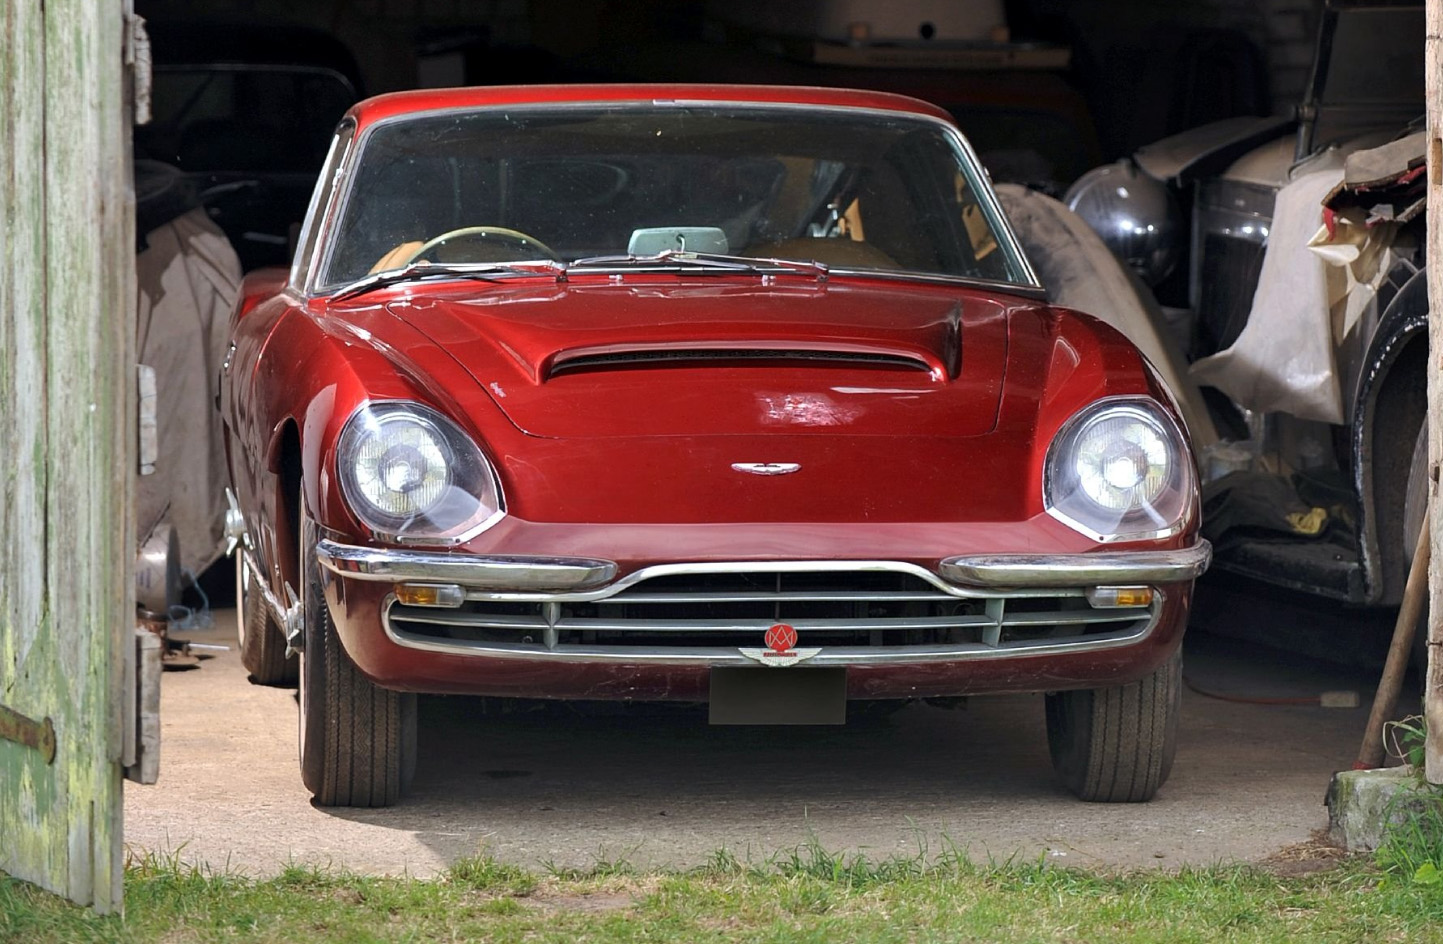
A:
[1190,178,1275,360]
[384,568,1154,657]
[1193,233,1266,358]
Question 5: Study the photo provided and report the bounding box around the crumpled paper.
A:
[1190,167,1399,425]
[1191,169,1345,423]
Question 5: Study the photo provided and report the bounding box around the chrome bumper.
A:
[940,541,1211,589]
[317,541,617,593]
[317,539,1211,596]
[314,539,1206,667]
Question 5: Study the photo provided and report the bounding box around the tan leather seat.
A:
[369,241,425,274]
[743,237,899,269]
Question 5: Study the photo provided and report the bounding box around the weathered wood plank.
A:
[0,0,61,893]
[0,0,133,913]
[1428,0,1443,785]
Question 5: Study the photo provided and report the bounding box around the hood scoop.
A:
[547,343,942,380]
[377,281,1010,439]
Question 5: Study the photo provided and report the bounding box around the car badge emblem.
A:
[731,462,801,476]
[739,623,821,667]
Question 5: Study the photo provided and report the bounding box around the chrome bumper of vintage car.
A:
[318,542,618,591]
[939,543,1212,588]
[316,539,1209,667]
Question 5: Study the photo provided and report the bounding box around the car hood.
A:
[375,280,1018,440]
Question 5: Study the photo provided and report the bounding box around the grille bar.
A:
[388,607,1147,635]
[590,589,960,605]
[1000,609,1148,627]
[376,631,1156,666]
[380,563,1160,660]
[389,611,1007,634]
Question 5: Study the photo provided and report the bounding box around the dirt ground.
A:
[123,586,1402,878]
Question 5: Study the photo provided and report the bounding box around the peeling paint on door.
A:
[0,0,136,915]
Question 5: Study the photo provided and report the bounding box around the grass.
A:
[1374,713,1443,884]
[4,842,1443,944]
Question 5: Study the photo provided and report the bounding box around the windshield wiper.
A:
[331,260,567,301]
[570,250,828,281]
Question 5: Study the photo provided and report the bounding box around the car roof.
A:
[346,84,956,131]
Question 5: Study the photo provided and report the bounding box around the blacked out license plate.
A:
[708,667,847,725]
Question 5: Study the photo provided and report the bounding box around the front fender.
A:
[1133,115,1296,185]
[1351,264,1429,605]
[1002,305,1200,548]
[240,305,435,600]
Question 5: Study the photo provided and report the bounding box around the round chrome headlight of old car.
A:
[1044,398,1194,542]
[337,402,502,544]
[1064,160,1181,287]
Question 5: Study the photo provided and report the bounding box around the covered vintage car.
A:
[1068,1,1427,625]
[137,23,361,272]
[221,84,1209,807]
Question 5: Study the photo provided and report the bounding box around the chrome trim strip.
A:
[380,600,1159,666]
[940,541,1211,589]
[388,606,1146,634]
[329,553,1080,602]
[321,540,1206,601]
[392,613,1003,634]
[317,539,617,591]
[601,589,956,604]
[732,462,802,476]
[243,546,292,628]
[309,100,1042,296]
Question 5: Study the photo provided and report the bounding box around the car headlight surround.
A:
[1044,398,1194,543]
[337,401,503,544]
[1063,160,1182,287]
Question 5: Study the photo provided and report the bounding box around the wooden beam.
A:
[1428,0,1443,785]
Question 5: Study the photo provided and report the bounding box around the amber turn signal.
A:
[1085,586,1154,608]
[395,583,465,607]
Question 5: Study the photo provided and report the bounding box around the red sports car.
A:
[221,84,1210,808]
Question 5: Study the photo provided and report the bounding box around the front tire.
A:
[297,509,416,807]
[1045,649,1181,802]
[236,550,297,685]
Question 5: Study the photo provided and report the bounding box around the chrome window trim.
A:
[305,99,1042,297]
[290,118,357,292]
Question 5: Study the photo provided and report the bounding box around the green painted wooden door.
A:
[0,1,136,914]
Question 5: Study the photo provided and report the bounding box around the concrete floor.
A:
[123,592,1401,877]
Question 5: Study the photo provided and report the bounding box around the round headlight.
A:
[1064,160,1181,287]
[1045,399,1194,542]
[337,402,502,544]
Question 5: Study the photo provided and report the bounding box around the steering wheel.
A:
[404,226,559,264]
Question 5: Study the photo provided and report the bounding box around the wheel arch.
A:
[1352,265,1429,605]
[264,418,305,600]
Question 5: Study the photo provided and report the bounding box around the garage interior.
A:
[134,0,1418,661]
[5,0,1443,910]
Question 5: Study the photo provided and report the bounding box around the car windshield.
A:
[314,103,1031,290]
[1319,6,1425,107]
